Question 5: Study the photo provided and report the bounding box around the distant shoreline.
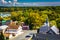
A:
[0,2,60,6]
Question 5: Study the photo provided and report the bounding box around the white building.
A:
[39,18,60,35]
[0,12,11,18]
[4,22,23,38]
[39,18,50,34]
[0,25,8,33]
[50,25,59,35]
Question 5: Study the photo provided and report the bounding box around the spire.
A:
[46,17,48,24]
[46,17,49,27]
[44,17,49,27]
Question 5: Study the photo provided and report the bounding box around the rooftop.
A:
[7,24,19,29]
[0,25,8,30]
[32,33,60,40]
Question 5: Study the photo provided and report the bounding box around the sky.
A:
[0,0,60,6]
[5,0,60,2]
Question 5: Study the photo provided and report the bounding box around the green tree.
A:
[0,32,6,40]
[0,17,3,21]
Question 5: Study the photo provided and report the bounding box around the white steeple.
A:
[44,17,49,27]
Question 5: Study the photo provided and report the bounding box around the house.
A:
[47,25,59,35]
[20,22,29,30]
[32,33,60,40]
[0,20,23,39]
[6,20,11,25]
[0,20,11,25]
[5,22,23,38]
[39,18,50,34]
[22,25,29,30]
[35,19,60,40]
[0,12,11,18]
[38,18,60,35]
[0,25,8,33]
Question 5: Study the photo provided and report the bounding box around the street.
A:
[10,30,37,40]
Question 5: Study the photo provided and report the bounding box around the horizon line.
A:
[0,2,60,6]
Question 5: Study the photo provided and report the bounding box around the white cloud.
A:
[0,1,60,6]
[8,1,12,4]
[1,0,4,2]
[1,0,8,4]
[4,1,7,3]
[13,0,17,1]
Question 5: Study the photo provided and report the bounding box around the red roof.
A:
[7,22,19,29]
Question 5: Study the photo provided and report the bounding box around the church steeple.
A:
[46,17,49,27]
[44,17,49,27]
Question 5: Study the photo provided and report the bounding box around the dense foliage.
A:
[0,32,6,40]
[0,6,60,30]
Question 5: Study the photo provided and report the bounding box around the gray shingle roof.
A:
[39,25,50,34]
[51,25,59,35]
[39,18,59,35]
[39,18,50,34]
[36,18,60,40]
[32,33,60,40]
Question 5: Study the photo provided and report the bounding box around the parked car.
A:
[25,35,31,38]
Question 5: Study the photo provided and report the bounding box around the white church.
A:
[38,18,60,35]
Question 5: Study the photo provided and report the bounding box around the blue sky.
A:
[0,0,60,6]
[5,0,60,2]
